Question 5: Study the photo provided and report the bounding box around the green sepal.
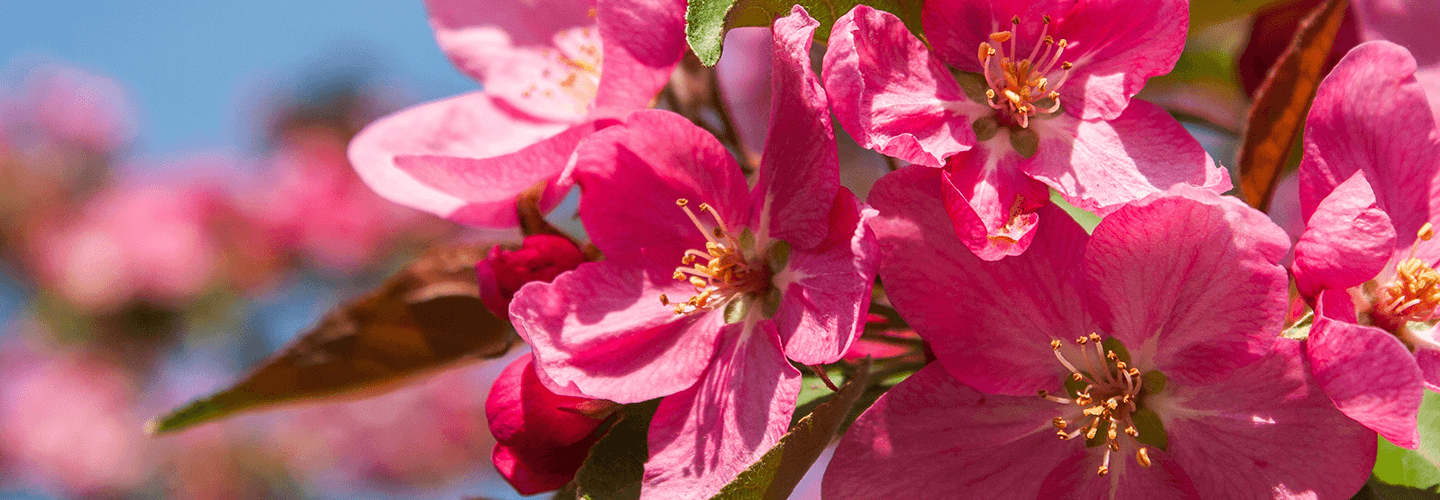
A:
[724,297,751,324]
[761,287,783,319]
[767,240,790,272]
[1130,407,1168,451]
[1009,127,1040,158]
[1101,337,1132,365]
[1141,370,1167,395]
[972,116,1000,142]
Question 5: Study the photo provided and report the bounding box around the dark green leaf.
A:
[1235,0,1349,210]
[574,400,662,500]
[712,359,873,500]
[686,0,740,66]
[147,244,515,434]
[1351,476,1440,500]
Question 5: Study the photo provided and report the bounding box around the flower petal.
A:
[485,354,605,448]
[493,439,598,496]
[869,166,1089,395]
[1308,299,1423,449]
[392,120,611,227]
[823,5,981,167]
[510,253,725,402]
[1025,100,1230,216]
[347,92,574,226]
[1299,41,1440,244]
[570,110,751,255]
[773,188,878,365]
[643,321,801,499]
[424,0,597,84]
[1087,194,1288,385]
[752,6,841,250]
[940,144,1051,260]
[822,364,1076,500]
[593,0,687,114]
[1293,169,1397,298]
[1153,339,1376,500]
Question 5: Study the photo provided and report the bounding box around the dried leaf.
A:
[147,244,515,434]
[1236,0,1350,210]
[712,359,873,500]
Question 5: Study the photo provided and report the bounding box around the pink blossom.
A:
[510,9,878,497]
[485,353,608,495]
[823,1,1228,259]
[30,181,227,312]
[823,166,1374,498]
[1,61,137,154]
[1290,41,1440,448]
[347,0,685,228]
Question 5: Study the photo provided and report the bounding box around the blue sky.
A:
[1,0,476,156]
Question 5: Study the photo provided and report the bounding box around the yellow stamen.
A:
[975,16,1077,128]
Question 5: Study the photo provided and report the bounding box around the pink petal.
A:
[485,354,605,448]
[923,0,1188,120]
[1353,0,1440,67]
[424,0,597,84]
[869,166,1090,395]
[393,119,610,227]
[773,188,879,365]
[1307,307,1423,448]
[1156,339,1376,500]
[1086,194,1288,385]
[346,92,571,226]
[592,0,687,114]
[1035,446,1200,499]
[570,110,751,255]
[643,321,801,499]
[940,146,1050,260]
[1414,337,1440,392]
[822,5,982,167]
[1025,100,1230,216]
[1300,41,1440,244]
[752,6,841,250]
[509,254,725,403]
[481,33,601,123]
[822,364,1076,500]
[716,27,774,156]
[1293,170,1398,298]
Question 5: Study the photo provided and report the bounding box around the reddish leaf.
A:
[147,244,515,434]
[1237,0,1351,210]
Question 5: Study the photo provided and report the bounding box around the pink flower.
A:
[485,353,608,495]
[823,166,1375,498]
[1290,41,1440,449]
[1,61,137,154]
[510,8,878,497]
[823,1,1228,259]
[347,0,685,228]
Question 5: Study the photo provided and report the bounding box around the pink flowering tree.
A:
[132,0,1440,498]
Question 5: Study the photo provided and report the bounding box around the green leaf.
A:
[147,244,516,434]
[1235,0,1350,210]
[685,0,924,67]
[711,360,873,500]
[1190,0,1291,31]
[574,400,662,500]
[1282,311,1315,341]
[686,0,740,66]
[1049,190,1099,234]
[1374,392,1440,490]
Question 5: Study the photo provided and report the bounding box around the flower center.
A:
[525,26,603,114]
[976,16,1075,129]
[1370,223,1440,333]
[1039,334,1153,477]
[659,199,768,315]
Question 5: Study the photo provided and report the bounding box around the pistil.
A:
[1040,334,1151,477]
[976,16,1075,128]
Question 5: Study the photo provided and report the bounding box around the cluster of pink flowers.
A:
[324,0,1440,497]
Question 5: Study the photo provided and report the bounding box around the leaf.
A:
[711,359,873,500]
[573,400,662,500]
[685,0,924,66]
[1235,0,1350,210]
[147,244,515,434]
[1374,391,1440,490]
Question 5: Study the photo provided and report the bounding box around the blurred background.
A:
[0,0,1368,498]
[0,2,537,499]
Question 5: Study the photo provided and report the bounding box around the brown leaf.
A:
[148,244,515,434]
[1236,0,1350,210]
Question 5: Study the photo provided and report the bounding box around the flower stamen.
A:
[975,15,1076,128]
[1043,334,1151,478]
[663,199,768,315]
[1376,223,1440,326]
